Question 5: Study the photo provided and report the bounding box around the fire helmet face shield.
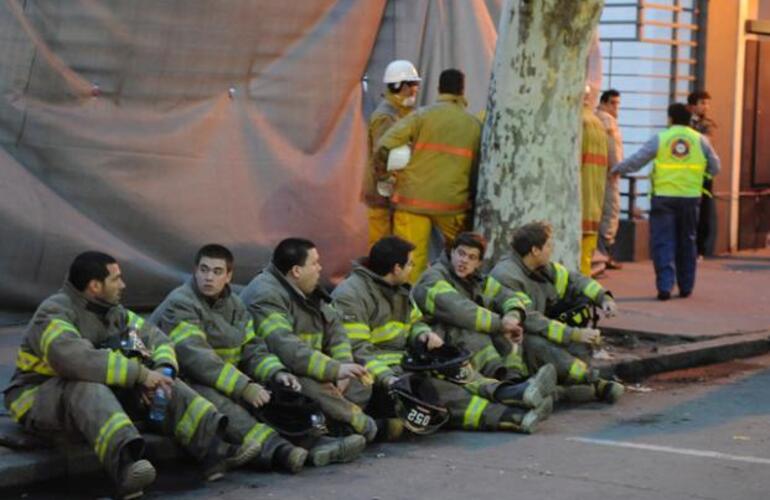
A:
[389,374,450,435]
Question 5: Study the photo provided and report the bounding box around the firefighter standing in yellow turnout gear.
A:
[240,238,377,448]
[486,222,625,404]
[150,244,360,473]
[374,68,481,283]
[580,101,609,276]
[3,252,260,499]
[363,60,421,248]
[332,236,554,434]
[412,232,533,382]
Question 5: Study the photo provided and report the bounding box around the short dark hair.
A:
[68,251,117,291]
[273,238,316,275]
[438,69,464,95]
[687,90,711,106]
[511,221,552,257]
[195,244,234,271]
[668,102,692,126]
[451,232,487,255]
[368,236,415,276]
[600,89,620,103]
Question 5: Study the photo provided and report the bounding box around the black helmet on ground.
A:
[389,373,450,435]
[254,382,327,437]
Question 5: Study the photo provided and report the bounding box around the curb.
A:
[597,330,770,382]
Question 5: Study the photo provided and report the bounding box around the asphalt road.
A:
[5,354,770,500]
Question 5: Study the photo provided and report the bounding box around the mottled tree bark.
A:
[474,0,604,269]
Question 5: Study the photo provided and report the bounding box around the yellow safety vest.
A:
[652,125,707,198]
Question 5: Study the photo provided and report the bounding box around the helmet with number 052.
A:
[389,373,450,435]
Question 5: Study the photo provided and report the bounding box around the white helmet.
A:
[383,60,421,84]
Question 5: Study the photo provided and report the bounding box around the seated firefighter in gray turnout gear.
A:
[3,252,260,500]
[240,237,376,450]
[150,244,363,473]
[486,221,624,404]
[331,236,556,434]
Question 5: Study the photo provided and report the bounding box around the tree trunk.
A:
[474,0,604,269]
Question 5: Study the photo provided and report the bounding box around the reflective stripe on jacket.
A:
[376,94,481,215]
[487,253,608,345]
[332,262,430,385]
[150,279,285,400]
[239,264,353,382]
[653,125,707,198]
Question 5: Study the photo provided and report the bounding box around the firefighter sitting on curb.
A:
[3,251,260,500]
[487,221,624,404]
[240,238,376,450]
[332,236,553,434]
[150,244,362,473]
[412,232,552,385]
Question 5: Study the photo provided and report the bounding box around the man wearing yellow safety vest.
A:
[3,252,260,499]
[362,60,421,248]
[374,68,481,283]
[612,103,721,300]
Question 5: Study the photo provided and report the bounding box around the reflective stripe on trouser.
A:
[580,233,598,277]
[298,376,372,434]
[191,383,288,467]
[650,196,700,295]
[392,210,468,283]
[367,207,392,249]
[522,335,594,385]
[9,378,143,482]
[446,329,505,379]
[425,378,507,431]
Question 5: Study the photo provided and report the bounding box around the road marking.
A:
[567,437,770,466]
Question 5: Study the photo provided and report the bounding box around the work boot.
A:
[595,379,624,404]
[375,418,405,441]
[360,415,379,443]
[307,434,366,467]
[273,443,308,474]
[553,384,597,403]
[202,439,262,482]
[116,459,156,500]
[498,406,542,434]
[494,364,557,408]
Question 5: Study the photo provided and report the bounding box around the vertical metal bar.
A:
[694,0,709,91]
[669,0,681,103]
[628,177,638,219]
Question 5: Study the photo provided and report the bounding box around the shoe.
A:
[595,379,624,404]
[657,291,671,301]
[532,396,553,421]
[308,434,366,467]
[495,364,557,409]
[278,445,308,474]
[361,416,378,443]
[116,459,156,500]
[679,290,692,298]
[203,439,262,482]
[606,259,624,270]
[498,406,540,434]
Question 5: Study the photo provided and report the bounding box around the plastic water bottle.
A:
[148,367,174,425]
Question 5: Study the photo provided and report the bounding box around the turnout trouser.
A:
[8,378,225,482]
[649,196,700,295]
[298,376,372,435]
[367,207,392,249]
[393,210,468,283]
[522,335,594,385]
[190,383,290,467]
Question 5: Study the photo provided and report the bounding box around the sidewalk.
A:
[593,248,770,380]
[0,249,768,491]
